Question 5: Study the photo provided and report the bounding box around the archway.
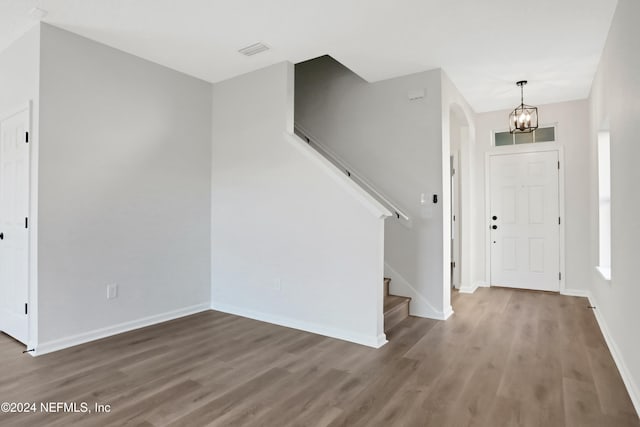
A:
[447,103,474,299]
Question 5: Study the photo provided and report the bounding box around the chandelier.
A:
[509,80,538,133]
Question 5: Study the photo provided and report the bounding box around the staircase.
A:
[293,125,412,333]
[383,277,411,332]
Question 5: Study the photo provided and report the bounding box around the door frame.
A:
[450,151,461,289]
[0,101,35,350]
[484,143,566,293]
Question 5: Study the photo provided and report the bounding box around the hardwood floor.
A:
[0,287,638,426]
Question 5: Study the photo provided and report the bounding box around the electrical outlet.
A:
[106,284,118,300]
[272,278,282,291]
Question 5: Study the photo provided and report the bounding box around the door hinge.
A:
[25,217,28,228]
[558,217,561,225]
[25,131,29,143]
[559,272,562,280]
[25,303,28,315]
[558,161,560,169]
[451,261,456,268]
[452,168,456,175]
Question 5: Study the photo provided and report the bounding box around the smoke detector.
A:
[238,42,270,57]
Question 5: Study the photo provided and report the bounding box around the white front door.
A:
[489,151,559,292]
[0,108,30,344]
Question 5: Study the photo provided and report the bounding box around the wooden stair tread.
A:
[384,294,411,313]
[383,278,411,333]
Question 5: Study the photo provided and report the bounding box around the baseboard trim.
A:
[458,281,489,295]
[374,333,389,348]
[33,303,210,356]
[458,283,479,294]
[587,292,640,417]
[560,288,590,297]
[441,305,454,320]
[211,301,386,348]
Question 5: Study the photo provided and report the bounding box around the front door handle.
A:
[492,225,497,230]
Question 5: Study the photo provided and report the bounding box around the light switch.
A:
[107,284,118,300]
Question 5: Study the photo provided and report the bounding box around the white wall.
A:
[36,24,212,351]
[0,25,40,348]
[588,0,640,412]
[295,56,451,319]
[473,100,591,295]
[211,62,388,347]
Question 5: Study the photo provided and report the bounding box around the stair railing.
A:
[294,123,410,224]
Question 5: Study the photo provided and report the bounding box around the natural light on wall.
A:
[597,130,611,281]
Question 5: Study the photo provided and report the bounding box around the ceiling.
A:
[0,0,618,112]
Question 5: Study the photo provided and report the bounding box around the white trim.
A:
[559,146,567,293]
[375,221,387,343]
[587,292,640,417]
[211,301,387,348]
[26,99,38,352]
[595,266,611,282]
[450,150,461,290]
[485,145,566,293]
[459,281,490,294]
[441,305,454,320]
[484,154,491,286]
[284,132,392,220]
[560,288,590,298]
[458,282,479,294]
[33,303,210,356]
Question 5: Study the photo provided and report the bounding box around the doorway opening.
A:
[448,104,472,297]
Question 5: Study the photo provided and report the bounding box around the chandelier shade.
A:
[509,81,538,134]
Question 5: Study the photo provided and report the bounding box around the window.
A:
[597,130,611,280]
[494,126,556,146]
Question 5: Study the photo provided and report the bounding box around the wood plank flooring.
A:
[0,287,638,426]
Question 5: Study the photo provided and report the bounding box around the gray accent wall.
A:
[37,24,212,346]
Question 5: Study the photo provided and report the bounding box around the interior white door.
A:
[0,108,30,344]
[490,151,559,292]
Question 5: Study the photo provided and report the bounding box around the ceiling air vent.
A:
[238,42,270,57]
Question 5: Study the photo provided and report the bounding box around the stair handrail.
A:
[294,123,410,222]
